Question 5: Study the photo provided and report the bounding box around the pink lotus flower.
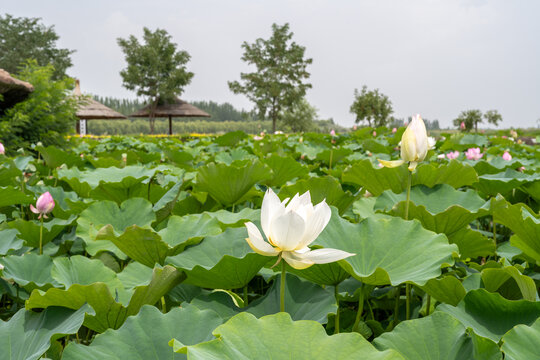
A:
[0,143,4,155]
[253,135,263,141]
[460,122,465,130]
[502,135,507,139]
[372,131,377,137]
[465,148,483,161]
[502,151,512,161]
[330,129,336,136]
[392,127,397,133]
[446,151,460,160]
[353,125,357,130]
[30,192,55,219]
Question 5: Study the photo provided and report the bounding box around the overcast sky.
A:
[3,0,540,128]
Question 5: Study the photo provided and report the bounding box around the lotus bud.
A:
[372,131,377,137]
[330,129,336,136]
[30,192,55,219]
[392,127,397,134]
[460,122,466,130]
[0,143,4,154]
[379,114,428,171]
[502,151,512,161]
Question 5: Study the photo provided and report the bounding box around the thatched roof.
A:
[74,80,127,120]
[130,97,211,118]
[0,69,34,112]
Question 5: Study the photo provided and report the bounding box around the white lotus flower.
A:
[245,189,354,270]
[379,114,428,171]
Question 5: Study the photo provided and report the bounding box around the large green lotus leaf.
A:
[57,166,156,200]
[342,160,477,196]
[215,148,257,165]
[35,145,84,169]
[0,254,59,291]
[501,317,540,360]
[97,225,170,268]
[419,276,466,306]
[8,215,76,248]
[493,202,540,264]
[153,181,184,224]
[166,227,269,289]
[0,228,24,255]
[436,289,540,342]
[0,305,93,360]
[473,158,527,175]
[295,143,325,160]
[314,209,458,286]
[286,261,350,286]
[475,169,540,196]
[362,138,391,155]
[25,265,184,333]
[117,261,153,289]
[76,198,155,258]
[458,134,489,146]
[62,305,222,360]
[316,147,354,166]
[262,154,309,187]
[51,255,119,289]
[195,160,271,206]
[278,176,356,215]
[375,184,489,238]
[481,266,537,301]
[447,227,496,259]
[192,273,337,324]
[174,312,403,359]
[214,130,248,146]
[374,312,501,360]
[0,186,33,207]
[523,179,540,202]
[163,148,194,167]
[204,208,260,227]
[0,161,23,187]
[158,213,223,253]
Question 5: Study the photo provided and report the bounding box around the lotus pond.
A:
[0,128,539,359]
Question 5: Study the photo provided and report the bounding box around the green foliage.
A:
[453,109,483,132]
[117,27,194,133]
[484,109,503,127]
[228,23,312,133]
[350,85,393,127]
[0,61,78,152]
[0,14,74,79]
[280,98,318,132]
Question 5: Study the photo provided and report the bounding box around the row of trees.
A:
[453,109,502,132]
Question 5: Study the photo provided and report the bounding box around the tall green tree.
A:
[0,61,78,152]
[0,14,74,80]
[117,27,194,134]
[453,109,483,132]
[228,23,312,133]
[349,86,393,127]
[484,109,502,127]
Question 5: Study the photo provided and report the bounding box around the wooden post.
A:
[169,115,172,135]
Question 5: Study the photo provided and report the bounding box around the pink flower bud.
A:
[460,122,465,130]
[353,125,357,130]
[518,166,525,172]
[372,131,377,137]
[30,192,55,219]
[502,151,512,161]
[0,143,4,155]
[392,128,397,134]
[330,129,336,136]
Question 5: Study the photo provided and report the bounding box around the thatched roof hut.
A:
[130,97,210,135]
[0,69,34,114]
[74,80,126,134]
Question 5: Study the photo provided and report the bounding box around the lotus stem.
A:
[492,218,497,242]
[426,294,431,316]
[243,285,249,306]
[329,148,334,170]
[352,283,364,332]
[39,216,44,255]
[280,260,286,312]
[405,170,412,221]
[334,284,340,334]
[161,296,166,313]
[392,285,400,328]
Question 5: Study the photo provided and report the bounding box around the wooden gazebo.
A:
[74,80,126,134]
[130,97,210,135]
[0,69,34,115]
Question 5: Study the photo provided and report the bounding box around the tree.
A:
[453,109,482,132]
[281,98,317,132]
[349,86,393,127]
[228,23,312,133]
[0,14,74,80]
[117,27,194,134]
[484,109,502,127]
[0,61,78,152]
